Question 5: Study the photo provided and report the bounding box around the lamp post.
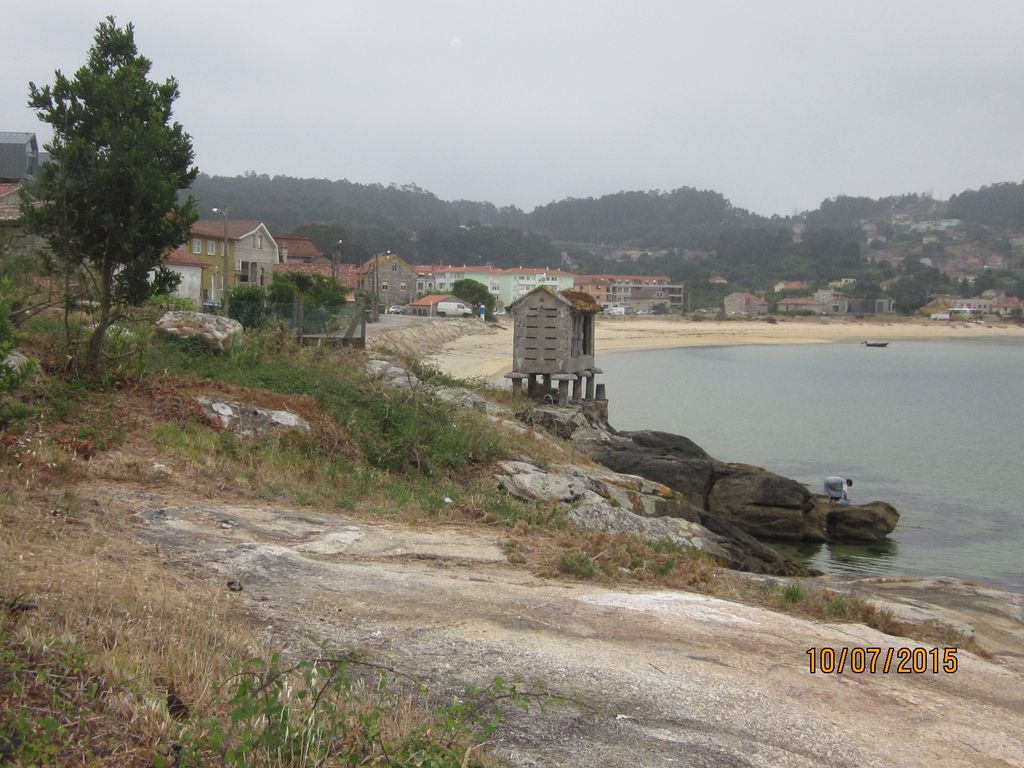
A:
[332,239,342,281]
[212,207,229,315]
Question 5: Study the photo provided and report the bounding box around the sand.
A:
[424,315,1024,381]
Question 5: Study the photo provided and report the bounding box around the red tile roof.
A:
[276,236,322,261]
[582,273,670,282]
[0,182,20,199]
[276,261,359,289]
[191,219,266,240]
[410,293,456,307]
[164,246,209,268]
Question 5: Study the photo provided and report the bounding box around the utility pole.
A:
[213,207,229,315]
[332,239,342,281]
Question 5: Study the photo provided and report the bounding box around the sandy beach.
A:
[423,315,1024,381]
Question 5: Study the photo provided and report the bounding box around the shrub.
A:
[228,285,268,329]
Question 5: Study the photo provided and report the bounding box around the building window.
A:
[238,261,251,283]
[207,240,216,256]
[381,282,389,291]
[399,282,407,290]
[391,263,398,272]
[192,238,201,254]
[253,234,262,249]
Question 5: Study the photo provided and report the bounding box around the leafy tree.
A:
[451,278,495,317]
[267,272,347,308]
[22,16,197,370]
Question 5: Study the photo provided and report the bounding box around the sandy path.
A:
[421,316,1024,381]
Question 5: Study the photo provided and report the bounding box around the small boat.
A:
[863,340,889,348]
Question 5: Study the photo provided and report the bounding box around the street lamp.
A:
[212,207,229,315]
[332,239,342,281]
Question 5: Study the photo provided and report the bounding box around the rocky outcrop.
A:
[364,357,825,573]
[193,396,310,437]
[156,311,243,352]
[588,430,898,544]
[707,471,813,540]
[494,459,815,576]
[814,499,901,542]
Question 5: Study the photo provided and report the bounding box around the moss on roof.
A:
[560,289,602,313]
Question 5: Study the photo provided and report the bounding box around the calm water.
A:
[600,339,1024,591]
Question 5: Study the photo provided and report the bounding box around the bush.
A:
[228,285,268,329]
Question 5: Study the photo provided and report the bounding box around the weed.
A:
[558,550,596,579]
[779,584,805,605]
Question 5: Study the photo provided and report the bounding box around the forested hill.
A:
[188,174,766,255]
[187,173,1024,283]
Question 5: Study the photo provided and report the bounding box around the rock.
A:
[588,429,898,546]
[193,396,311,437]
[564,499,728,559]
[817,499,900,542]
[492,458,813,574]
[588,432,715,509]
[3,349,32,373]
[365,358,422,390]
[519,405,592,440]
[707,472,813,541]
[156,311,243,352]
[696,513,818,576]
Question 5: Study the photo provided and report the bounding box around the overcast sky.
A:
[5,1,1024,216]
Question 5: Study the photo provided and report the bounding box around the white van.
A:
[435,300,473,317]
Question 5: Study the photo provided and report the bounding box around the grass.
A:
[0,484,505,767]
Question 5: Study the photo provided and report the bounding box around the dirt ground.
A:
[106,487,1024,768]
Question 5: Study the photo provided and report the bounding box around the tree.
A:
[22,16,198,370]
[451,278,495,318]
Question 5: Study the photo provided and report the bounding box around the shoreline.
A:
[422,314,1024,381]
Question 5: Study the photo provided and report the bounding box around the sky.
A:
[5,1,1024,216]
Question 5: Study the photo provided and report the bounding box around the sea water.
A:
[600,338,1024,591]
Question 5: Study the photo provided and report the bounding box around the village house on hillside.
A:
[0,132,40,181]
[723,292,768,316]
[166,220,278,307]
[276,236,322,264]
[358,252,416,309]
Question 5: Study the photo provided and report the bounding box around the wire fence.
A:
[230,297,366,338]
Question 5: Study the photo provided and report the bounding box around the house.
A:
[163,247,209,304]
[576,274,684,312]
[412,264,577,308]
[187,219,279,306]
[506,286,603,405]
[813,289,848,315]
[723,292,768,316]
[358,252,416,309]
[0,132,40,181]
[828,278,858,289]
[276,236,322,264]
[0,181,45,256]
[777,296,823,314]
[773,280,809,293]
[275,261,358,293]
[573,276,612,307]
[846,297,895,314]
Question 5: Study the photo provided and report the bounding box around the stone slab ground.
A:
[130,493,1024,768]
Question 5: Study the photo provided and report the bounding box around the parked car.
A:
[435,300,473,317]
[387,305,406,314]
